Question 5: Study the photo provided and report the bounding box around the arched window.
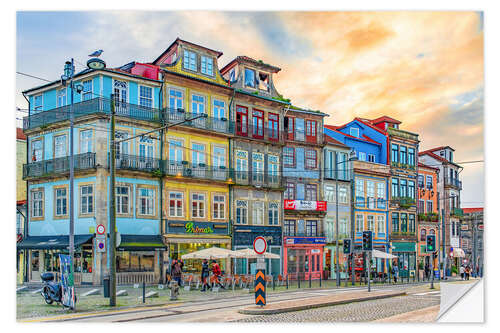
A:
[420,228,427,241]
[429,229,435,235]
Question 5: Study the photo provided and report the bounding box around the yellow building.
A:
[17,128,27,283]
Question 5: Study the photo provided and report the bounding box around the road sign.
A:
[96,224,106,235]
[96,238,106,253]
[253,236,267,255]
[254,269,266,306]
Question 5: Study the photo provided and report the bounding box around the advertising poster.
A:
[59,254,76,309]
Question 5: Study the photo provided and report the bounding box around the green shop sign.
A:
[185,222,214,234]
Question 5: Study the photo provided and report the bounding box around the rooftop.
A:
[221,55,281,74]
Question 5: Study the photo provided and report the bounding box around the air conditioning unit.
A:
[184,168,193,177]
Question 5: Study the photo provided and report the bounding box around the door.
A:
[192,143,206,178]
[113,80,128,114]
[306,120,317,143]
[212,146,226,180]
[236,106,248,136]
[168,140,183,175]
[138,136,154,170]
[268,112,279,141]
[398,253,409,278]
[252,110,264,139]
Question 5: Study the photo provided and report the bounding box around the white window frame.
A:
[367,215,375,232]
[235,200,248,225]
[183,50,197,71]
[139,85,153,108]
[324,185,335,202]
[191,94,205,115]
[377,215,385,234]
[367,181,375,209]
[268,202,279,225]
[55,187,68,217]
[54,134,67,158]
[191,193,205,218]
[31,138,43,162]
[138,188,155,216]
[350,127,359,137]
[252,201,264,225]
[79,129,93,153]
[356,214,364,232]
[169,191,184,218]
[212,99,226,119]
[82,79,93,101]
[80,185,94,215]
[235,150,248,180]
[33,94,43,113]
[31,189,44,218]
[168,87,184,110]
[116,185,131,215]
[201,55,213,76]
[252,152,264,183]
[338,186,348,204]
[57,88,66,108]
[358,151,366,161]
[213,194,225,220]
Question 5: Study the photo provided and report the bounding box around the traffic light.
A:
[362,231,373,251]
[426,235,436,253]
[343,239,352,254]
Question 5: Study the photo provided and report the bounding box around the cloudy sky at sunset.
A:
[16,11,484,207]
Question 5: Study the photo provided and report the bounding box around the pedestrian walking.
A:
[392,264,399,283]
[424,263,430,280]
[172,260,183,287]
[201,259,211,292]
[211,260,225,289]
[460,265,465,280]
[465,266,471,280]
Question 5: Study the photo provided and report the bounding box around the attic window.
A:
[258,72,270,91]
[350,127,359,138]
[229,68,236,81]
[171,52,177,63]
[393,124,399,129]
[244,68,256,88]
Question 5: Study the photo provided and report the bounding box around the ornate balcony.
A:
[444,177,462,190]
[235,123,285,143]
[164,108,234,135]
[233,170,282,188]
[114,154,162,174]
[23,152,96,179]
[163,161,232,182]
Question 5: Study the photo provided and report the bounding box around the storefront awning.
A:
[118,235,166,251]
[451,247,466,258]
[17,234,93,250]
[372,249,398,259]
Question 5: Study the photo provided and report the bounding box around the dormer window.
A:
[183,50,197,71]
[244,68,256,88]
[172,52,177,63]
[350,127,359,138]
[449,151,453,162]
[201,56,213,76]
[229,68,236,81]
[440,150,445,157]
[393,124,399,129]
[258,72,270,91]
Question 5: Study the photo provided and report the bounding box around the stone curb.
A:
[238,291,407,315]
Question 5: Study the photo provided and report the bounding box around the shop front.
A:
[392,242,417,278]
[164,220,231,275]
[233,225,282,276]
[324,245,349,280]
[283,236,326,280]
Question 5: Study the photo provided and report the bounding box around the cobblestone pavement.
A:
[234,295,440,323]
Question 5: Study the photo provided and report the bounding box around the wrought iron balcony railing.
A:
[285,129,324,145]
[23,152,96,179]
[164,108,234,134]
[444,177,462,190]
[235,123,285,143]
[232,170,282,188]
[163,160,231,181]
[113,154,162,173]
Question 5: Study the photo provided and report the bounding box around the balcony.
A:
[418,212,440,222]
[165,108,234,135]
[163,161,232,182]
[114,154,162,174]
[23,152,96,179]
[353,160,391,176]
[390,231,417,241]
[390,161,416,171]
[444,177,462,190]
[390,197,416,209]
[233,170,282,188]
[23,98,162,131]
[235,123,284,143]
[285,129,324,145]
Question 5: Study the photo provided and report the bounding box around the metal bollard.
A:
[298,274,300,289]
[143,281,146,303]
[286,275,288,289]
[273,276,275,291]
[309,274,311,288]
[319,273,322,288]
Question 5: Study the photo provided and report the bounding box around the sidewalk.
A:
[238,290,406,315]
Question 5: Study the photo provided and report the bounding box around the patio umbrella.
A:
[181,247,240,260]
[372,249,398,259]
[234,248,280,259]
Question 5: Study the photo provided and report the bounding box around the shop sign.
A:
[233,225,282,246]
[185,222,213,234]
[168,221,228,235]
[284,200,327,211]
[285,237,326,245]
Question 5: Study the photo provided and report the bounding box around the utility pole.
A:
[335,154,340,287]
[109,94,117,306]
[68,59,75,283]
[350,178,355,286]
[441,208,446,279]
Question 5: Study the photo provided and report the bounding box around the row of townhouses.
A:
[16,38,467,285]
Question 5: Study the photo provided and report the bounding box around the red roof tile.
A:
[324,125,381,145]
[354,117,388,136]
[324,135,348,148]
[370,115,402,125]
[362,134,381,145]
[16,128,26,140]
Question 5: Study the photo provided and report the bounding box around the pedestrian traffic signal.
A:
[362,231,373,251]
[426,235,436,253]
[343,239,352,254]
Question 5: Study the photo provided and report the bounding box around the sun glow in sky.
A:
[16,11,484,207]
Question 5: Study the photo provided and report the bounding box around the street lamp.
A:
[335,149,357,287]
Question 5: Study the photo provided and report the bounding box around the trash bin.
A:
[103,276,110,298]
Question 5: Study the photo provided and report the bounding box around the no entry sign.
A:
[253,236,267,255]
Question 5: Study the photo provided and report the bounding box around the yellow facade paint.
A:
[17,139,27,201]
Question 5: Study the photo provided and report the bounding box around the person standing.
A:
[424,263,430,280]
[211,260,225,289]
[460,265,465,280]
[392,263,399,283]
[172,260,183,287]
[201,259,211,292]
[465,266,471,280]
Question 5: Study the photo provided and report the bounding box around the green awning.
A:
[17,234,93,250]
[118,235,166,251]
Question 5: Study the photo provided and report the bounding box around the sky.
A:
[15,11,484,208]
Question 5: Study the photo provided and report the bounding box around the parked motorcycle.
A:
[41,272,62,305]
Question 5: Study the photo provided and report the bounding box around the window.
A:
[258,72,270,91]
[409,214,415,233]
[420,228,427,241]
[305,184,317,201]
[268,113,279,140]
[339,186,348,204]
[252,201,264,225]
[377,215,385,234]
[34,94,43,112]
[139,135,154,161]
[401,213,408,232]
[400,146,407,164]
[169,192,183,217]
[117,185,130,215]
[391,144,399,162]
[115,131,129,159]
[31,189,43,218]
[183,50,197,71]
[283,147,295,167]
[213,195,225,219]
[286,116,295,140]
[212,146,226,179]
[324,185,335,202]
[168,139,183,164]
[408,180,415,199]
[191,94,205,115]
[418,175,424,188]
[306,120,317,142]
[192,143,206,167]
[236,106,248,135]
[392,178,399,198]
[368,154,375,162]
[366,181,375,209]
[358,152,366,161]
[356,215,364,232]
[418,200,425,214]
[376,182,385,208]
[31,139,43,162]
[80,185,94,215]
[235,200,248,224]
[305,149,317,169]
[244,68,256,88]
[284,219,296,236]
[337,152,349,180]
[408,148,415,166]
[295,118,305,141]
[139,188,155,216]
[54,134,67,158]
[400,179,407,197]
[252,152,264,183]
[213,100,225,119]
[57,89,66,107]
[169,88,183,110]
[191,193,205,218]
[139,86,153,108]
[82,80,92,101]
[426,176,433,189]
[350,127,359,138]
[229,68,236,81]
[201,56,213,75]
[55,188,67,217]
[285,182,295,200]
[367,215,375,232]
[268,155,279,184]
[80,130,92,153]
[356,179,364,206]
[252,110,264,138]
[340,218,349,237]
[392,213,399,232]
[306,220,318,236]
[235,150,248,180]
[426,200,433,213]
[268,202,279,225]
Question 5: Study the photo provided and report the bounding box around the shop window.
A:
[80,185,94,215]
[169,191,183,217]
[236,200,248,224]
[191,193,205,218]
[117,251,154,272]
[55,187,68,217]
[305,149,317,169]
[213,195,225,219]
[138,188,155,216]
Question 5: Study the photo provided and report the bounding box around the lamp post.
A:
[335,149,357,287]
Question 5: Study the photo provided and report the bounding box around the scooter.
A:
[41,272,62,305]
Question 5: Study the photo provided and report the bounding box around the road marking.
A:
[413,291,440,296]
